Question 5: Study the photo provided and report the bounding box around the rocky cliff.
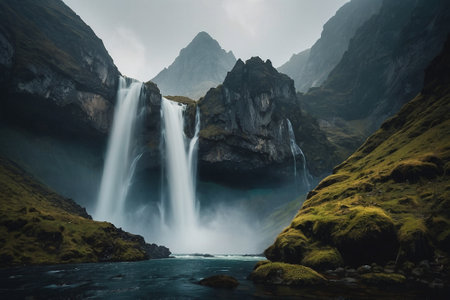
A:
[0,156,170,267]
[0,0,122,139]
[0,0,162,208]
[152,31,236,100]
[196,57,338,186]
[302,0,450,135]
[278,0,382,93]
[253,36,450,288]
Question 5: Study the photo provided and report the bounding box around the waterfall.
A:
[95,76,143,227]
[160,97,200,234]
[286,119,311,191]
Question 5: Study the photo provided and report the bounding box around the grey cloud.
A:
[63,0,348,81]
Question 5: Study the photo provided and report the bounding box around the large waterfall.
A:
[160,97,200,249]
[286,119,311,191]
[95,77,143,227]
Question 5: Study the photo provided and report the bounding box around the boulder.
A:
[198,275,239,289]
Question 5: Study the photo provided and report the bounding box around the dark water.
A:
[0,256,448,299]
[0,256,263,299]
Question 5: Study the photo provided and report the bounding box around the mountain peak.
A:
[185,31,221,51]
[151,31,236,99]
[192,31,213,41]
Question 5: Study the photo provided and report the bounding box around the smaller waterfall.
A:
[286,119,311,191]
[95,77,143,227]
[160,97,200,235]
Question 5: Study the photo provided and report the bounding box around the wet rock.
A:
[345,268,357,277]
[199,275,239,289]
[411,267,424,277]
[402,261,415,275]
[341,277,358,284]
[335,267,345,277]
[359,272,406,285]
[429,279,444,289]
[357,265,372,274]
[372,265,384,273]
[418,260,430,269]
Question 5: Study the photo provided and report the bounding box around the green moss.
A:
[0,157,150,267]
[253,260,270,270]
[335,206,394,241]
[264,228,309,264]
[398,217,427,243]
[359,272,406,285]
[301,248,343,270]
[315,174,350,191]
[265,66,450,268]
[249,262,326,286]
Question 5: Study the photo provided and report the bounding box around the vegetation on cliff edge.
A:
[0,157,166,267]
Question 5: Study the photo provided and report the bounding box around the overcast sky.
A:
[63,0,348,81]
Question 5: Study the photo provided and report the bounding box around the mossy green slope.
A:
[0,157,158,267]
[264,37,450,271]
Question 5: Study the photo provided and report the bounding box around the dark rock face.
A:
[137,81,162,170]
[0,0,163,207]
[143,243,171,259]
[0,0,120,140]
[197,57,338,185]
[152,31,236,99]
[278,0,382,93]
[302,0,450,134]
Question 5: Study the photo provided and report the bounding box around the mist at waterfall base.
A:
[94,80,314,254]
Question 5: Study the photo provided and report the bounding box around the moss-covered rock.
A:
[0,157,170,267]
[301,247,343,270]
[264,37,450,275]
[249,262,326,286]
[264,228,309,264]
[198,275,239,289]
[333,206,398,266]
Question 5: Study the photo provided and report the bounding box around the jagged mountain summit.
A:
[195,57,339,186]
[278,0,382,93]
[151,31,236,100]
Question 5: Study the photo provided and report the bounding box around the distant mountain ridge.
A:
[278,0,382,93]
[151,31,236,99]
[302,0,450,133]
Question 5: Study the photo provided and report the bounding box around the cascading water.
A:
[160,97,200,245]
[286,119,311,191]
[95,76,143,227]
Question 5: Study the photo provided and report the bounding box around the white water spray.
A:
[286,119,311,191]
[160,97,200,237]
[95,77,143,227]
